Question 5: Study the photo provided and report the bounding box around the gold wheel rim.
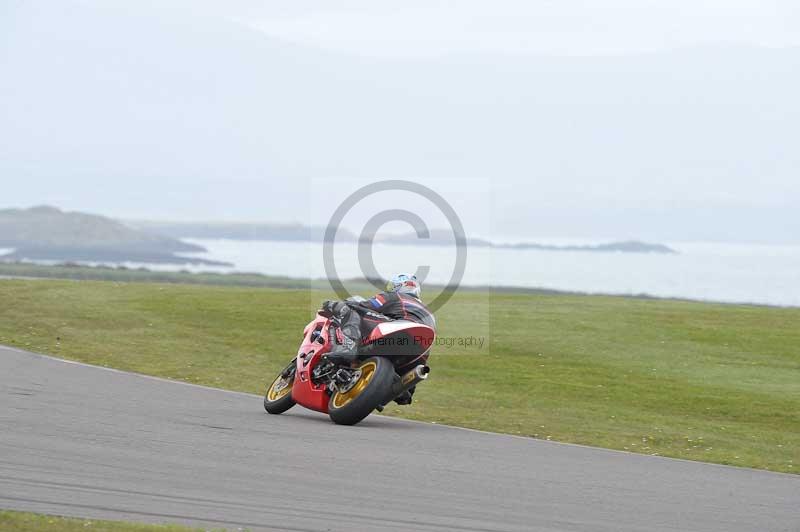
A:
[331,361,377,409]
[267,373,292,401]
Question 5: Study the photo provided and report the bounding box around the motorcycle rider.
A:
[320,273,435,405]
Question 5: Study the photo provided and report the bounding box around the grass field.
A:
[0,510,207,532]
[0,278,797,474]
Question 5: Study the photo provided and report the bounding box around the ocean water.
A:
[170,239,800,307]
[5,240,798,307]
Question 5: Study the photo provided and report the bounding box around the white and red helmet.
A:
[386,273,421,299]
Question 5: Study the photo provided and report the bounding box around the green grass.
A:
[0,510,209,531]
[0,278,797,474]
[0,261,315,289]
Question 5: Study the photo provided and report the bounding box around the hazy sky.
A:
[2,0,799,242]
[238,0,800,56]
[67,0,800,55]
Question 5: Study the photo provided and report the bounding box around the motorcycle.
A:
[263,306,435,425]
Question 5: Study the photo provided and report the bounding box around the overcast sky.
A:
[2,0,799,242]
[65,0,800,55]
[240,0,800,56]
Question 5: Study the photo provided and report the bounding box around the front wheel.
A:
[328,357,395,425]
[264,360,296,415]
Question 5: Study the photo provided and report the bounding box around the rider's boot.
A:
[326,334,358,365]
[323,301,362,365]
[394,385,416,405]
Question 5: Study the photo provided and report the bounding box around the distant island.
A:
[130,221,676,254]
[0,206,230,266]
[375,230,677,254]
[0,206,676,269]
[129,220,357,242]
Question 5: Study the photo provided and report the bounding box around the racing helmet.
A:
[386,273,421,299]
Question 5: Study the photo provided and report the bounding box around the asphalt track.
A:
[0,346,797,531]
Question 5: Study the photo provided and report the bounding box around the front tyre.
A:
[264,360,296,415]
[328,357,395,425]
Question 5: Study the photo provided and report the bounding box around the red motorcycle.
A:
[264,308,435,425]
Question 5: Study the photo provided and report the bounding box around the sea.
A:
[3,240,799,307]
[176,239,799,307]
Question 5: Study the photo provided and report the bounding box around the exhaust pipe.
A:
[389,364,430,400]
[375,365,430,411]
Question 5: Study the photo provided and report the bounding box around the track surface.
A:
[0,346,797,531]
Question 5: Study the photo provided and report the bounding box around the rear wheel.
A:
[263,360,296,414]
[328,357,395,425]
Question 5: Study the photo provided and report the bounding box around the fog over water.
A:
[106,239,800,307]
[2,1,799,244]
[2,1,798,305]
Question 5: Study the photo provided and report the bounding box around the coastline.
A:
[0,260,796,310]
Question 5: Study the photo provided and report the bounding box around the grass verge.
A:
[0,510,210,531]
[0,278,797,473]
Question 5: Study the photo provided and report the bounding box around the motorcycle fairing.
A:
[290,314,436,414]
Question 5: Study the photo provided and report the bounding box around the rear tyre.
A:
[328,357,395,426]
[264,360,296,415]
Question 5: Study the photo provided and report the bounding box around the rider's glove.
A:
[320,300,347,318]
[320,300,336,317]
